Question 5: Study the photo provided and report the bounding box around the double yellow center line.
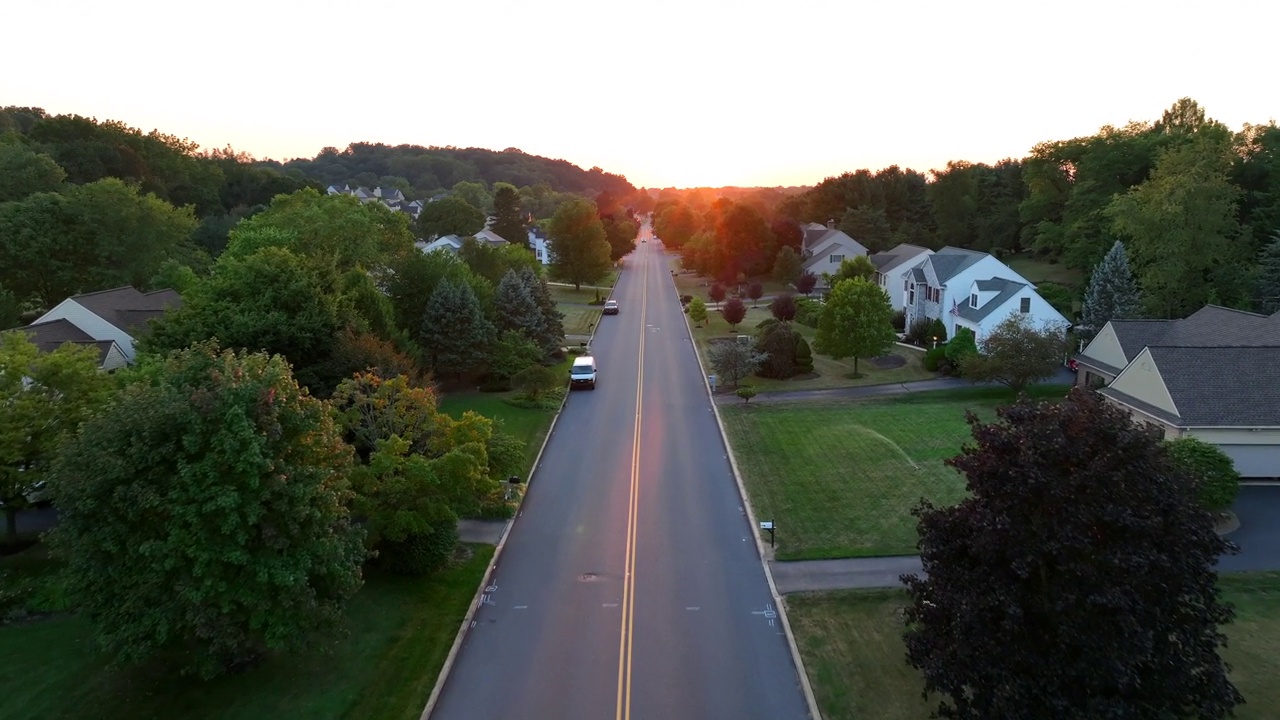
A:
[615,244,649,720]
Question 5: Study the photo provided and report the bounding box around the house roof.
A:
[70,287,182,335]
[1140,346,1280,426]
[869,244,931,275]
[953,278,1028,323]
[910,267,926,283]
[802,225,832,251]
[927,246,989,284]
[12,319,115,365]
[1108,319,1175,361]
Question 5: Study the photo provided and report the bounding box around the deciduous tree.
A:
[772,246,803,285]
[49,344,365,678]
[814,277,896,376]
[415,194,484,240]
[794,271,817,296]
[0,140,65,202]
[961,314,1068,394]
[830,255,876,287]
[547,199,611,290]
[708,283,726,304]
[902,389,1241,720]
[747,281,764,307]
[1255,234,1280,314]
[770,292,797,322]
[721,297,747,330]
[602,215,638,261]
[0,333,111,542]
[687,296,708,325]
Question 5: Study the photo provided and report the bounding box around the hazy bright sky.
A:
[3,0,1278,189]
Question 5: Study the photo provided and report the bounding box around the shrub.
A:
[891,309,906,332]
[679,294,693,305]
[793,335,814,374]
[946,327,979,371]
[905,317,932,345]
[923,345,948,372]
[735,386,758,403]
[795,298,823,328]
[1166,438,1241,512]
[503,387,565,410]
[756,322,801,379]
[380,517,459,576]
[512,364,561,399]
[928,317,948,344]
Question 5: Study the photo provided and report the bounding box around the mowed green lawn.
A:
[0,546,494,720]
[789,572,1280,720]
[691,307,936,392]
[720,388,1066,559]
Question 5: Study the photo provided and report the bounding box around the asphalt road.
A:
[430,227,810,719]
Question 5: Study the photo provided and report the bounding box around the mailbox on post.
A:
[760,521,775,547]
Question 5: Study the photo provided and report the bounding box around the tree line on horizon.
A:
[652,98,1280,320]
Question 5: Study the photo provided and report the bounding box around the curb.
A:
[419,283,611,720]
[679,287,823,720]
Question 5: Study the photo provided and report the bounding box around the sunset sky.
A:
[3,0,1277,189]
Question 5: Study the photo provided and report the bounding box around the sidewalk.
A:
[770,556,923,593]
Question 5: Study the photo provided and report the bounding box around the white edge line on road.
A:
[418,268,620,720]
[678,264,824,720]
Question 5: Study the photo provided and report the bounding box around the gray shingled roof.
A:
[802,226,831,251]
[954,278,1027,323]
[11,319,114,364]
[1145,346,1280,426]
[869,252,898,271]
[1108,319,1175,361]
[910,267,926,283]
[928,247,988,283]
[1158,305,1279,346]
[72,287,182,335]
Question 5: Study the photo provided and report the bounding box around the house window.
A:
[903,278,908,291]
[908,285,916,304]
[830,254,844,264]
[1020,297,1031,313]
[970,293,978,308]
[875,272,883,286]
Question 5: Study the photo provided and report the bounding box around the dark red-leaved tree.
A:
[902,389,1241,720]
[708,283,726,305]
[720,297,747,330]
[794,271,817,296]
[747,281,764,307]
[770,293,797,322]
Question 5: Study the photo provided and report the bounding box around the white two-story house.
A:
[799,221,868,291]
[869,243,933,313]
[904,247,1069,339]
[12,286,182,370]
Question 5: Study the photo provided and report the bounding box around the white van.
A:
[570,355,597,390]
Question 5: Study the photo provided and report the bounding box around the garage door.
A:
[1218,445,1280,478]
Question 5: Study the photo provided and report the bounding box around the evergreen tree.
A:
[1080,240,1143,336]
[419,279,495,380]
[490,183,529,251]
[1256,234,1280,314]
[519,266,565,354]
[494,269,542,339]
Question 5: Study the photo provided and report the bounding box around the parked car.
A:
[570,355,597,390]
[603,300,619,315]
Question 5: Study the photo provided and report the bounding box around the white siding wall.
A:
[973,288,1069,339]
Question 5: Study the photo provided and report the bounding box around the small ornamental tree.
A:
[1166,437,1241,513]
[49,344,365,678]
[793,335,814,374]
[794,271,818,296]
[747,281,764,307]
[770,292,797,322]
[945,326,979,373]
[735,386,758,403]
[756,322,801,379]
[962,314,1069,395]
[706,342,765,388]
[927,317,948,344]
[903,389,1241,720]
[687,296,708,326]
[708,282,726,304]
[814,277,897,376]
[721,297,747,330]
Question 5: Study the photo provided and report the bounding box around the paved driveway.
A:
[1219,484,1280,572]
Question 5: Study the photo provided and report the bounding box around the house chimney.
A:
[827,219,835,230]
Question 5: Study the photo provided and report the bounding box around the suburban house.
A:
[529,227,551,265]
[799,221,869,290]
[326,184,426,220]
[10,286,182,370]
[869,243,933,313]
[903,246,1068,340]
[415,229,512,256]
[1073,305,1280,477]
[416,234,464,255]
